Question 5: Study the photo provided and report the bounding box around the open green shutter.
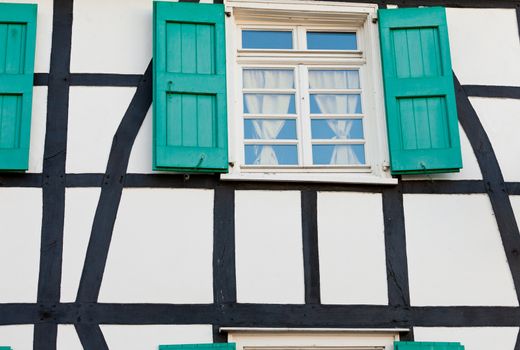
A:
[379,7,462,175]
[0,3,37,171]
[395,341,464,350]
[0,347,11,350]
[153,1,228,173]
[160,343,236,350]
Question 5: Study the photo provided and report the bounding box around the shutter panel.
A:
[153,2,228,173]
[0,3,37,171]
[395,341,464,350]
[160,344,236,350]
[379,7,462,175]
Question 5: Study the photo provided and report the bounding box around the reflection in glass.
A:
[244,119,297,140]
[309,70,360,89]
[242,30,293,49]
[244,94,296,114]
[312,144,365,165]
[310,94,362,114]
[245,144,298,165]
[243,69,294,89]
[311,119,363,140]
[307,32,357,50]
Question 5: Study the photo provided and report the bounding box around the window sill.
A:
[220,171,398,185]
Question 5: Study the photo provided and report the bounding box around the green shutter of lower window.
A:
[379,7,462,175]
[160,343,236,350]
[0,3,37,171]
[153,1,228,173]
[395,341,464,350]
[0,347,12,350]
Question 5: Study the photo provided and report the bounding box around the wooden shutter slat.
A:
[379,7,462,175]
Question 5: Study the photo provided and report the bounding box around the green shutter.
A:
[160,343,236,350]
[395,341,464,350]
[153,1,228,173]
[0,347,11,350]
[0,3,37,171]
[379,7,462,175]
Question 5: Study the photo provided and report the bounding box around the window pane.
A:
[245,145,298,165]
[311,119,364,139]
[309,70,360,89]
[242,30,293,49]
[244,119,297,140]
[307,32,357,50]
[244,94,296,114]
[312,144,365,165]
[310,94,362,114]
[243,69,294,89]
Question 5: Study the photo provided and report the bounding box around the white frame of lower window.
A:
[222,0,396,184]
[222,328,406,350]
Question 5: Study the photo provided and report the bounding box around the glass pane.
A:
[244,94,296,114]
[243,69,294,89]
[310,94,362,114]
[311,119,364,139]
[312,144,365,165]
[242,30,293,49]
[244,119,297,140]
[308,70,360,89]
[307,32,357,50]
[245,144,298,165]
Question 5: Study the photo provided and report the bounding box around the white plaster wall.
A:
[71,0,178,74]
[99,188,214,303]
[470,97,520,182]
[0,325,34,350]
[28,86,47,173]
[61,188,101,302]
[402,124,482,181]
[447,9,520,86]
[414,327,519,350]
[57,325,84,350]
[100,324,213,350]
[3,0,52,73]
[0,188,41,303]
[318,192,388,305]
[127,109,153,173]
[235,190,304,304]
[67,87,136,173]
[404,194,518,306]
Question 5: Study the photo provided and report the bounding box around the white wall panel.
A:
[0,325,34,350]
[61,188,101,302]
[99,189,214,303]
[414,327,518,350]
[318,192,388,305]
[67,87,135,173]
[404,194,518,306]
[71,0,178,74]
[0,188,41,302]
[471,97,520,182]
[402,124,482,181]
[4,0,52,72]
[235,190,304,304]
[57,325,84,350]
[28,86,47,173]
[447,9,520,86]
[100,324,212,350]
[127,109,153,173]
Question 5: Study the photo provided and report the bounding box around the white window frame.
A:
[222,328,405,350]
[222,0,396,184]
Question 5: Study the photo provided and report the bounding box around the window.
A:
[0,3,37,171]
[223,0,394,184]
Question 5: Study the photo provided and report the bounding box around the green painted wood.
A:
[395,341,464,350]
[160,343,236,350]
[153,1,228,172]
[379,7,462,175]
[0,3,37,171]
[0,347,11,350]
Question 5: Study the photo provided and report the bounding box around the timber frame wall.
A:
[0,0,520,349]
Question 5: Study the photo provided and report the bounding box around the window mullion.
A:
[298,65,313,166]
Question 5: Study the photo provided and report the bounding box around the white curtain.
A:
[309,70,361,165]
[243,70,294,165]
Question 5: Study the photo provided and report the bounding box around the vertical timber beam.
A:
[301,190,321,304]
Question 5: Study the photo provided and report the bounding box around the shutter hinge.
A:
[382,161,390,171]
[372,17,378,24]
